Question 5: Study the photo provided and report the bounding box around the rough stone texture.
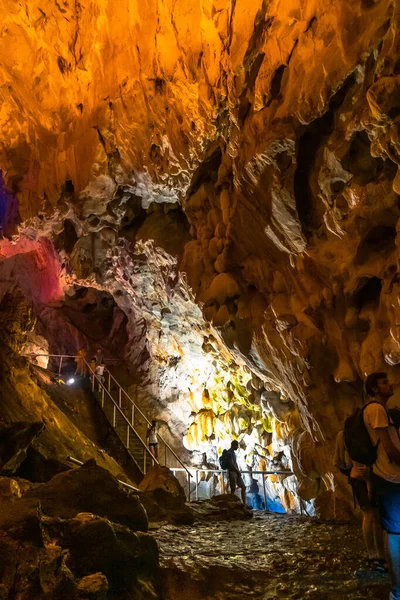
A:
[1,0,400,519]
[138,465,194,525]
[154,515,390,599]
[25,460,149,532]
[76,573,108,600]
[0,494,159,600]
[190,493,253,521]
[0,421,44,474]
[0,289,141,485]
[140,465,186,497]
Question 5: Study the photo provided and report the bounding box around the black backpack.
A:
[343,401,382,466]
[219,449,229,470]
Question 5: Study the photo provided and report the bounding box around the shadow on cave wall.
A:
[293,74,356,240]
[34,286,129,361]
[354,225,396,265]
[0,170,20,237]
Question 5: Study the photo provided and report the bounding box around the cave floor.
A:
[153,512,390,600]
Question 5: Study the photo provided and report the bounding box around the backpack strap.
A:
[361,400,392,462]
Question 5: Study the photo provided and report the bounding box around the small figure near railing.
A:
[26,353,193,499]
[74,347,87,377]
[146,420,159,460]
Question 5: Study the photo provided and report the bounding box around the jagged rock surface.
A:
[0,0,400,520]
[0,489,159,600]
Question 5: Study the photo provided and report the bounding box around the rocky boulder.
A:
[190,494,253,521]
[44,513,159,597]
[0,421,44,474]
[138,465,194,525]
[25,459,148,532]
[0,493,159,600]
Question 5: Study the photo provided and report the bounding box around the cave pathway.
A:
[153,513,390,599]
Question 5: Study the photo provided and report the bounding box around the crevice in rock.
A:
[63,179,75,195]
[15,446,69,482]
[55,218,78,254]
[186,146,222,197]
[293,73,355,240]
[269,64,286,102]
[354,225,396,265]
[341,130,384,185]
[354,276,382,310]
[305,16,317,32]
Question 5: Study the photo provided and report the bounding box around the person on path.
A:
[74,347,87,377]
[146,420,159,460]
[226,440,246,505]
[94,362,105,391]
[364,371,400,600]
[93,347,104,365]
[334,429,386,570]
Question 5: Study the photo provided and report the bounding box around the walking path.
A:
[153,513,390,599]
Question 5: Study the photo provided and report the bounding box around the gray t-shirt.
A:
[364,402,400,483]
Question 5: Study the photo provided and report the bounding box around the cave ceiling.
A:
[1,0,400,503]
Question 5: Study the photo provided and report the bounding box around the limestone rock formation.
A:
[0,421,44,474]
[24,460,149,532]
[0,494,159,600]
[1,0,400,521]
[138,465,194,525]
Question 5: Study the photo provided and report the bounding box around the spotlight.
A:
[66,378,75,386]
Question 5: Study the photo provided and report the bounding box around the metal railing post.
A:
[262,474,267,511]
[143,450,146,474]
[126,426,130,447]
[113,404,116,427]
[118,387,122,408]
[107,372,111,393]
[58,356,63,374]
[195,470,198,501]
[131,404,134,426]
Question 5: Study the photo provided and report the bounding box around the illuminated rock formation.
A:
[0,0,399,516]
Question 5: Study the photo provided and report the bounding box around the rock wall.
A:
[1,0,400,515]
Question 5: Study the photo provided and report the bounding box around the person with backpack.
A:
[334,429,386,570]
[362,372,400,600]
[220,440,247,505]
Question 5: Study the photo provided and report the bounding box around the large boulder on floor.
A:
[44,513,159,597]
[25,459,148,532]
[0,493,160,600]
[138,465,194,525]
[190,494,253,521]
[0,421,44,474]
[139,465,186,497]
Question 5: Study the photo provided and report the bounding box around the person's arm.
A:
[376,427,400,465]
[350,465,369,479]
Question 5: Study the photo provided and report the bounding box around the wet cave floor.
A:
[152,513,390,600]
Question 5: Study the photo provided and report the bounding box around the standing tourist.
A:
[147,420,159,459]
[364,372,400,600]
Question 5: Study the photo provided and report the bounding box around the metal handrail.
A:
[101,364,192,480]
[28,353,191,491]
[171,467,293,506]
[83,359,160,469]
[67,456,141,492]
[29,353,159,470]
